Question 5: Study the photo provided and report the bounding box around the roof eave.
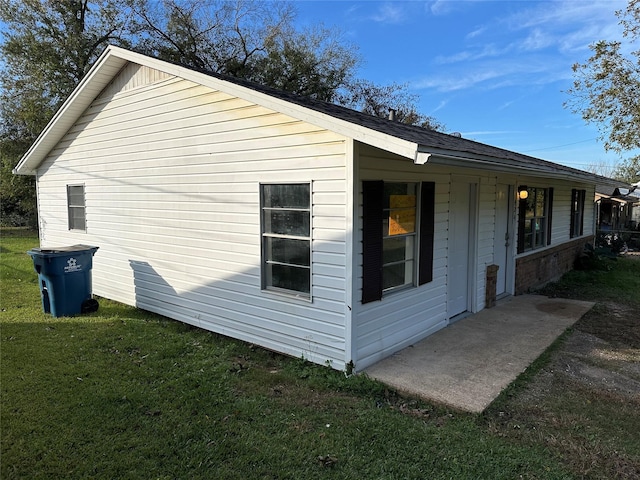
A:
[415,148,598,183]
[13,45,420,174]
[13,46,129,175]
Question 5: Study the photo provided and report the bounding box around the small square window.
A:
[67,185,86,231]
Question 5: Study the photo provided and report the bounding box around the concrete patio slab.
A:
[364,294,595,413]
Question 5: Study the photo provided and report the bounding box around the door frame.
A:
[447,177,479,321]
[495,183,515,297]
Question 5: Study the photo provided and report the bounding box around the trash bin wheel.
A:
[81,298,99,314]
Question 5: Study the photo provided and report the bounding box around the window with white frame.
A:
[261,183,311,298]
[67,184,86,231]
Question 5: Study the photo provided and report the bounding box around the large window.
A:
[67,184,86,231]
[261,183,311,298]
[570,189,586,238]
[362,181,435,303]
[517,186,553,253]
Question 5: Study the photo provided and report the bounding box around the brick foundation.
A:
[485,264,499,308]
[515,236,594,295]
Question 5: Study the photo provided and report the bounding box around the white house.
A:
[15,46,599,371]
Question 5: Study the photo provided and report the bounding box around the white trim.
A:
[418,148,598,183]
[15,46,418,175]
[344,139,356,370]
[15,45,599,186]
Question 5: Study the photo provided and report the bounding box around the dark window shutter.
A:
[579,190,585,236]
[362,181,384,303]
[570,189,577,238]
[419,182,435,285]
[546,187,554,246]
[517,196,526,254]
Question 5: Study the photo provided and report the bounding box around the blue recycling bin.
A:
[27,245,99,317]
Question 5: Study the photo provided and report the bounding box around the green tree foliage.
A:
[131,0,438,124]
[613,156,640,184]
[566,0,640,183]
[131,0,295,75]
[342,79,445,131]
[1,0,134,142]
[0,0,134,226]
[1,0,441,225]
[254,23,358,103]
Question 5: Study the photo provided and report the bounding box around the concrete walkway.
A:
[364,294,595,413]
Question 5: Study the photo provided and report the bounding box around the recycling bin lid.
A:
[28,245,99,256]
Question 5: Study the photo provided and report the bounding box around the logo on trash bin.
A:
[64,257,82,273]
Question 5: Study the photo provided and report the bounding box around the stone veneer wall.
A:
[514,236,594,295]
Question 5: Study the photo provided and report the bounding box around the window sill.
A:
[262,287,312,304]
[382,283,415,298]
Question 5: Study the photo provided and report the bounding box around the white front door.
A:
[448,182,474,318]
[494,184,512,296]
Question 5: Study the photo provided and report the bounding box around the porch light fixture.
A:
[518,186,529,200]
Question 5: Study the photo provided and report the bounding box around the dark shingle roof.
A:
[191,62,597,180]
[13,45,611,183]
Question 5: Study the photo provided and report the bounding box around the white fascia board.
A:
[14,45,419,174]
[416,147,598,184]
[13,46,128,175]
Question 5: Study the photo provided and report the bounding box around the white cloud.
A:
[371,3,406,24]
[504,0,624,32]
[430,99,449,114]
[462,130,520,137]
[520,28,555,52]
[498,100,515,111]
[429,0,455,16]
[415,0,628,95]
[466,25,487,39]
[415,68,507,92]
[428,0,487,17]
[434,44,511,65]
[414,53,570,93]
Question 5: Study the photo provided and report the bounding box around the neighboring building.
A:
[15,46,601,371]
[595,181,640,231]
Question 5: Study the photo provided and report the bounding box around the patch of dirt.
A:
[519,301,640,404]
[486,299,640,479]
[551,331,640,401]
[577,302,640,349]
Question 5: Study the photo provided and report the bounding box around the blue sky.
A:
[293,0,634,173]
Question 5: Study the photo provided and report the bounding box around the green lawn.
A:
[2,229,638,479]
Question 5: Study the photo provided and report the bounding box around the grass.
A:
[539,254,640,307]
[486,254,640,479]
[2,229,639,479]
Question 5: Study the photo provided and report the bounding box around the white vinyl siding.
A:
[354,147,596,370]
[355,146,450,369]
[30,56,599,373]
[34,65,349,369]
[475,179,498,310]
